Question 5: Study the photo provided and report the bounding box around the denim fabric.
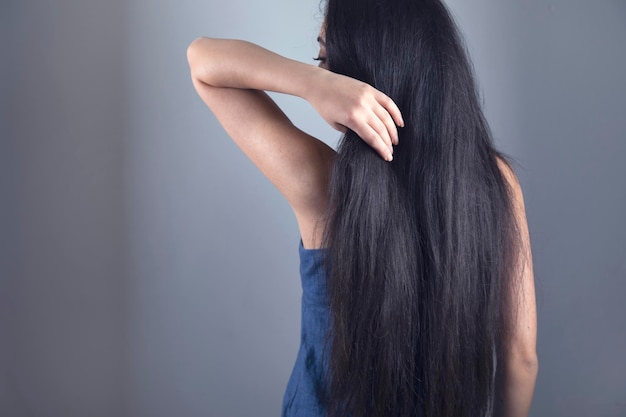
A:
[282,241,329,417]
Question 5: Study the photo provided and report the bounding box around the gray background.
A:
[1,0,625,416]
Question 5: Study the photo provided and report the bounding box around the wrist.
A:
[283,60,322,101]
[296,64,330,104]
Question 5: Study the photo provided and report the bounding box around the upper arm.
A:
[497,157,538,366]
[189,76,335,247]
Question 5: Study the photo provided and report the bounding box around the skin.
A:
[187,24,537,417]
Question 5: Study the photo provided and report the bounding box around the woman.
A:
[186,0,538,416]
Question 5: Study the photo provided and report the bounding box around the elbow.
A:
[186,36,212,83]
[509,351,539,376]
[186,36,206,61]
[502,341,538,373]
[519,355,539,375]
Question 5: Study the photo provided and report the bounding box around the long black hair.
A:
[321,1,524,416]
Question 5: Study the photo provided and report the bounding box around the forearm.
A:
[186,37,319,99]
[494,358,539,417]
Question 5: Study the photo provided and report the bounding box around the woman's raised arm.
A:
[186,38,403,247]
[186,38,403,161]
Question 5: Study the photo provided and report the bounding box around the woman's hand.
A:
[305,69,404,162]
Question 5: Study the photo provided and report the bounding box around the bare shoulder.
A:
[496,156,522,194]
[496,156,527,216]
[495,155,529,249]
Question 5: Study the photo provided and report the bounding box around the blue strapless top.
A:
[282,241,330,417]
[282,241,426,417]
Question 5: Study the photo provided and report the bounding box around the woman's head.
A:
[321,0,482,147]
[320,2,522,417]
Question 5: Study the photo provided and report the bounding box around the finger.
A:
[373,104,400,146]
[333,122,348,133]
[376,92,405,128]
[366,111,394,152]
[356,123,394,162]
